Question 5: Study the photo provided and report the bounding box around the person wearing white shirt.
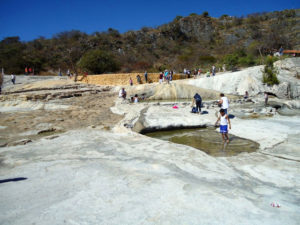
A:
[219,93,229,114]
[11,74,16,85]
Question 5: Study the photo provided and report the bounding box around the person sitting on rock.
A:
[134,94,139,103]
[119,88,126,100]
[11,74,16,85]
[244,91,249,100]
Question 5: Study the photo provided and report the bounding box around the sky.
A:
[0,0,299,41]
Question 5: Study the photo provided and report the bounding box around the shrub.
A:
[220,14,229,19]
[202,11,209,18]
[262,56,279,85]
[189,13,198,17]
[78,49,119,74]
[223,54,238,69]
[238,55,256,67]
[174,15,183,22]
[198,55,216,64]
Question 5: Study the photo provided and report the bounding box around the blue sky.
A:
[0,0,299,41]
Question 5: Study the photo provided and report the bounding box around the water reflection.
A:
[146,128,259,157]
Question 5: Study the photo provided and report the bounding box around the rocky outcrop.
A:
[181,58,300,99]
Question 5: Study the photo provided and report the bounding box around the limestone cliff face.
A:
[178,17,214,42]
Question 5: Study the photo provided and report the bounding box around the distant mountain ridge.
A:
[0,9,299,74]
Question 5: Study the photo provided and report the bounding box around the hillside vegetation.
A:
[0,9,299,75]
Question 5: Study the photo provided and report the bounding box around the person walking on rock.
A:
[144,71,148,83]
[219,93,229,114]
[215,109,231,143]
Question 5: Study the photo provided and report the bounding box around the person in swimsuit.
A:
[215,108,231,143]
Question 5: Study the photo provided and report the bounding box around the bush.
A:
[262,56,279,85]
[189,13,198,17]
[223,54,238,69]
[202,11,209,18]
[198,55,216,64]
[174,15,183,22]
[238,55,256,66]
[78,49,119,74]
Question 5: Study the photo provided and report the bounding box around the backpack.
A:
[192,107,198,113]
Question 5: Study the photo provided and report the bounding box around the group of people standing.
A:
[192,92,231,143]
[184,65,226,78]
[25,67,33,75]
[159,70,173,84]
[129,71,148,86]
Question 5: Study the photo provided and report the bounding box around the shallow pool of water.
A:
[146,128,259,157]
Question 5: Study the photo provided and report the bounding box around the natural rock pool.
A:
[146,127,259,157]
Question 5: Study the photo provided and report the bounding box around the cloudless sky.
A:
[0,0,299,41]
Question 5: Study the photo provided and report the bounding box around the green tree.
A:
[202,11,209,18]
[0,37,26,74]
[223,54,238,70]
[262,56,279,85]
[78,49,119,74]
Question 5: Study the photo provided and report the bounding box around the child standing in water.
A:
[215,109,231,143]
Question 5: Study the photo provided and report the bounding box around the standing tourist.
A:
[212,65,216,76]
[192,93,202,114]
[215,109,231,143]
[159,72,163,84]
[58,68,62,76]
[0,68,3,94]
[11,74,16,85]
[206,71,210,77]
[25,67,28,75]
[264,92,268,106]
[136,74,141,84]
[222,64,226,72]
[219,93,229,114]
[164,70,169,82]
[67,69,70,77]
[144,71,148,83]
[187,70,191,78]
[279,46,284,56]
[198,69,201,76]
[129,77,133,86]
